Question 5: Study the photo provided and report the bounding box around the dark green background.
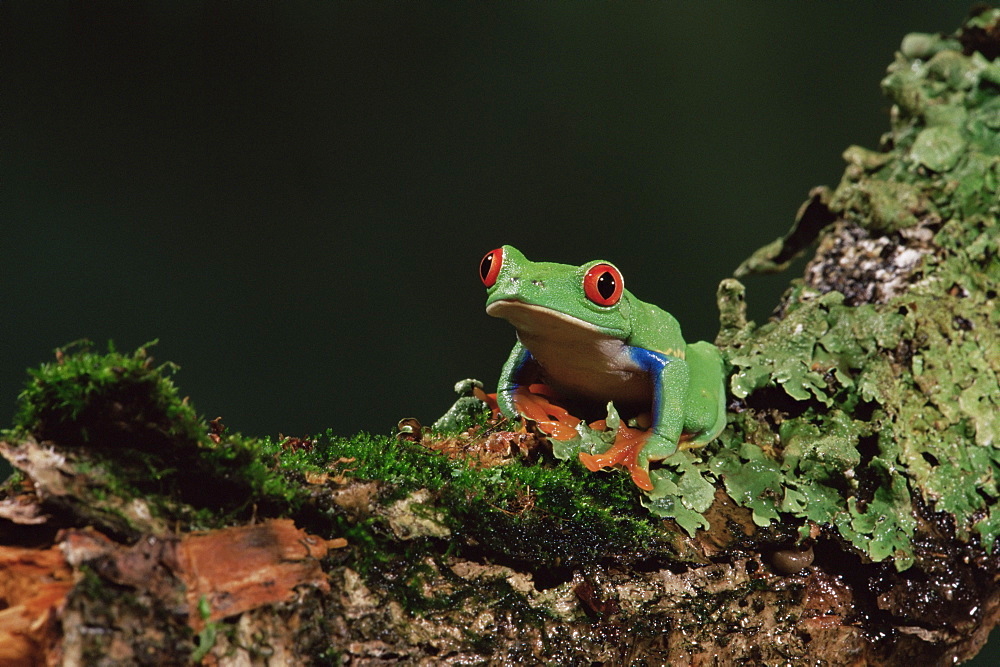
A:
[4,1,968,437]
[4,2,998,662]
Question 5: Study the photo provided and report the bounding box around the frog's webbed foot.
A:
[578,423,656,491]
[511,384,581,440]
[579,423,697,492]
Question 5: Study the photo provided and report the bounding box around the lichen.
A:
[713,9,1000,569]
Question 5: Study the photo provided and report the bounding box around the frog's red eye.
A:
[480,247,504,287]
[583,263,623,306]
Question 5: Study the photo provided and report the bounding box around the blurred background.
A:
[4,1,969,438]
[4,2,998,662]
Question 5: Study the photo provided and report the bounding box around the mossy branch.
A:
[1,9,999,666]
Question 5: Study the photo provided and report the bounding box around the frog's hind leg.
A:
[680,341,728,449]
[683,381,727,449]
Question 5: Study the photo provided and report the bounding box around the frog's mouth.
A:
[486,299,624,341]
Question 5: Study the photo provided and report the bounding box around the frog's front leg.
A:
[496,341,532,420]
[642,352,690,463]
[496,343,582,438]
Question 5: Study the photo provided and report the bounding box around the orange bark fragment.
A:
[175,519,332,631]
[0,544,73,667]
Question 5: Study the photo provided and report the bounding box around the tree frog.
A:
[480,245,727,490]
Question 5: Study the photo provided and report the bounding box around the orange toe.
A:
[511,385,581,440]
[474,388,501,416]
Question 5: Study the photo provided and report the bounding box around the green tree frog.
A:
[480,245,727,490]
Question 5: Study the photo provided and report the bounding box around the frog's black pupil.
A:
[597,272,616,300]
[480,253,493,281]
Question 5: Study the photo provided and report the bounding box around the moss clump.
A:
[13,340,203,454]
[6,341,304,533]
[270,427,672,568]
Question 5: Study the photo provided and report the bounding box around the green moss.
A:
[6,341,307,533]
[14,339,203,452]
[292,427,668,567]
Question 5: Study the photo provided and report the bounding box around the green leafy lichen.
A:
[643,452,716,535]
[716,11,1000,569]
[729,291,907,408]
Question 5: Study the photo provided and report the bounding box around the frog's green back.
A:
[624,297,687,360]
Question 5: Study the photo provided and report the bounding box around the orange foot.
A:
[478,384,582,440]
[578,422,654,491]
[511,384,581,440]
[473,386,501,415]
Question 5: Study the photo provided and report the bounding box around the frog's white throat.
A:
[487,299,648,407]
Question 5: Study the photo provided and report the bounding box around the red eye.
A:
[480,247,504,287]
[583,263,623,306]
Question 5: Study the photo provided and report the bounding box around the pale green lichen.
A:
[713,12,1000,569]
[643,454,716,536]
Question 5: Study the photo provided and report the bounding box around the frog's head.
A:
[480,245,633,340]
